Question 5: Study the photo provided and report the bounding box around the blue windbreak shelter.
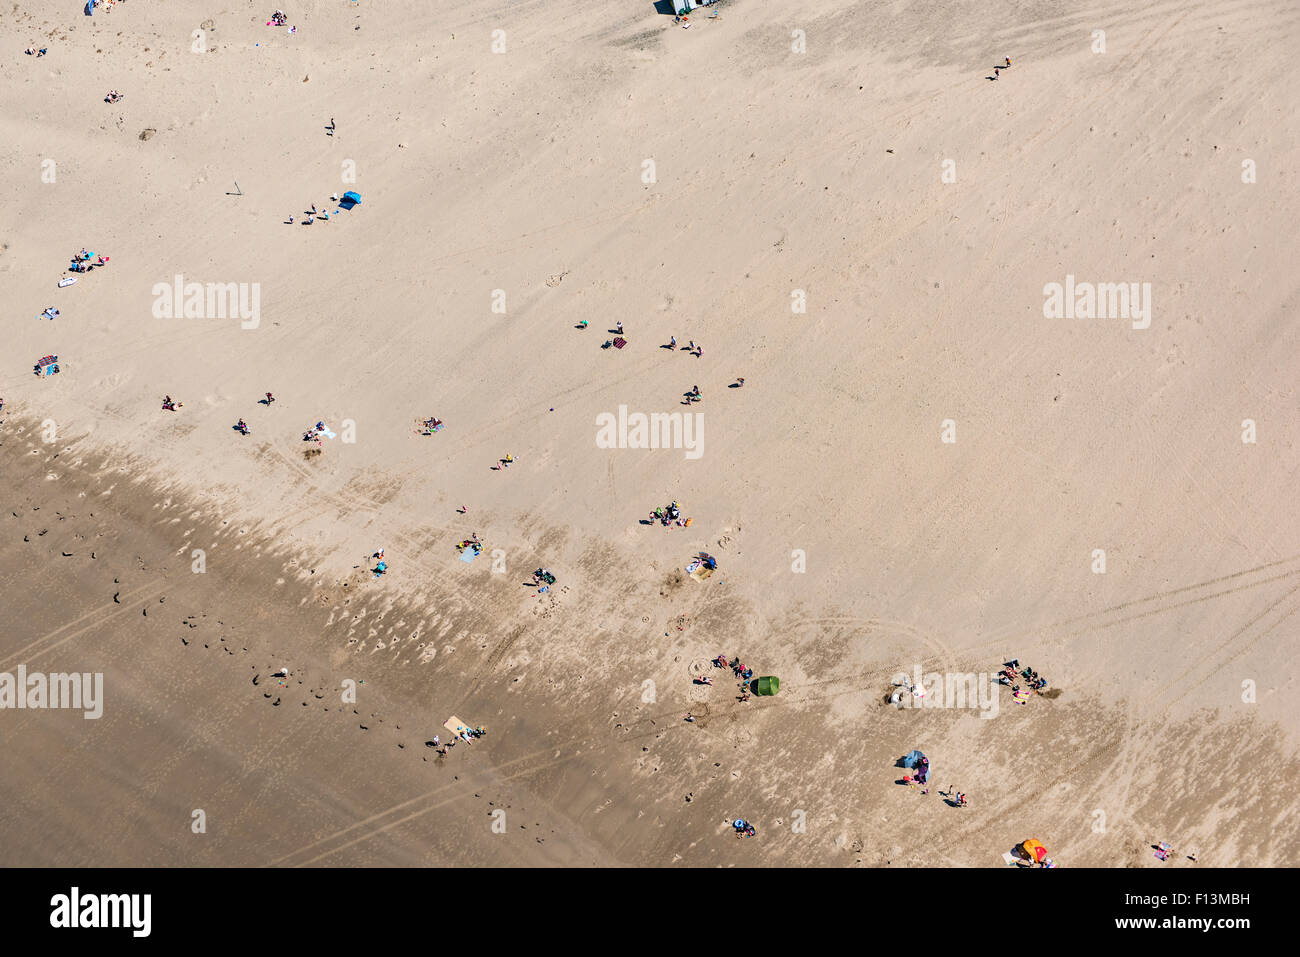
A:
[339,191,361,210]
[900,750,930,780]
[85,0,94,14]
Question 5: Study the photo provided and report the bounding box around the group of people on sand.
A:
[650,500,692,527]
[999,659,1048,702]
[161,395,182,412]
[104,89,123,104]
[665,335,704,358]
[24,46,48,57]
[68,249,109,273]
[432,724,485,756]
[38,306,60,321]
[216,393,278,431]
[419,416,443,435]
[287,194,340,226]
[941,786,969,808]
[707,654,755,702]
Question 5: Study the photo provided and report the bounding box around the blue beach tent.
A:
[339,191,362,210]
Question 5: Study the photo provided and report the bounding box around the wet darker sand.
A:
[2,415,1297,867]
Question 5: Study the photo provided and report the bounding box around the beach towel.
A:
[443,715,469,735]
[612,337,627,349]
[1001,852,1019,866]
[319,427,337,439]
[690,564,713,582]
[460,547,480,563]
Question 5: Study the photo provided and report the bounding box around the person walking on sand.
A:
[669,335,677,348]
[265,392,275,405]
[1004,57,1011,67]
[736,377,744,387]
[616,321,624,335]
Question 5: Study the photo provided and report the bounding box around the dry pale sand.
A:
[1,0,1298,866]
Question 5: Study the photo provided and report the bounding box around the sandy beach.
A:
[2,0,1298,867]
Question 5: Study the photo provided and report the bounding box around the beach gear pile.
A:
[34,355,61,377]
[1012,839,1055,868]
[302,421,336,445]
[686,552,717,580]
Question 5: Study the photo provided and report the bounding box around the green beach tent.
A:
[754,676,779,696]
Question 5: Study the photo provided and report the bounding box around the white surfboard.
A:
[58,277,77,287]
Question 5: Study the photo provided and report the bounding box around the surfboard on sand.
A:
[58,277,77,287]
